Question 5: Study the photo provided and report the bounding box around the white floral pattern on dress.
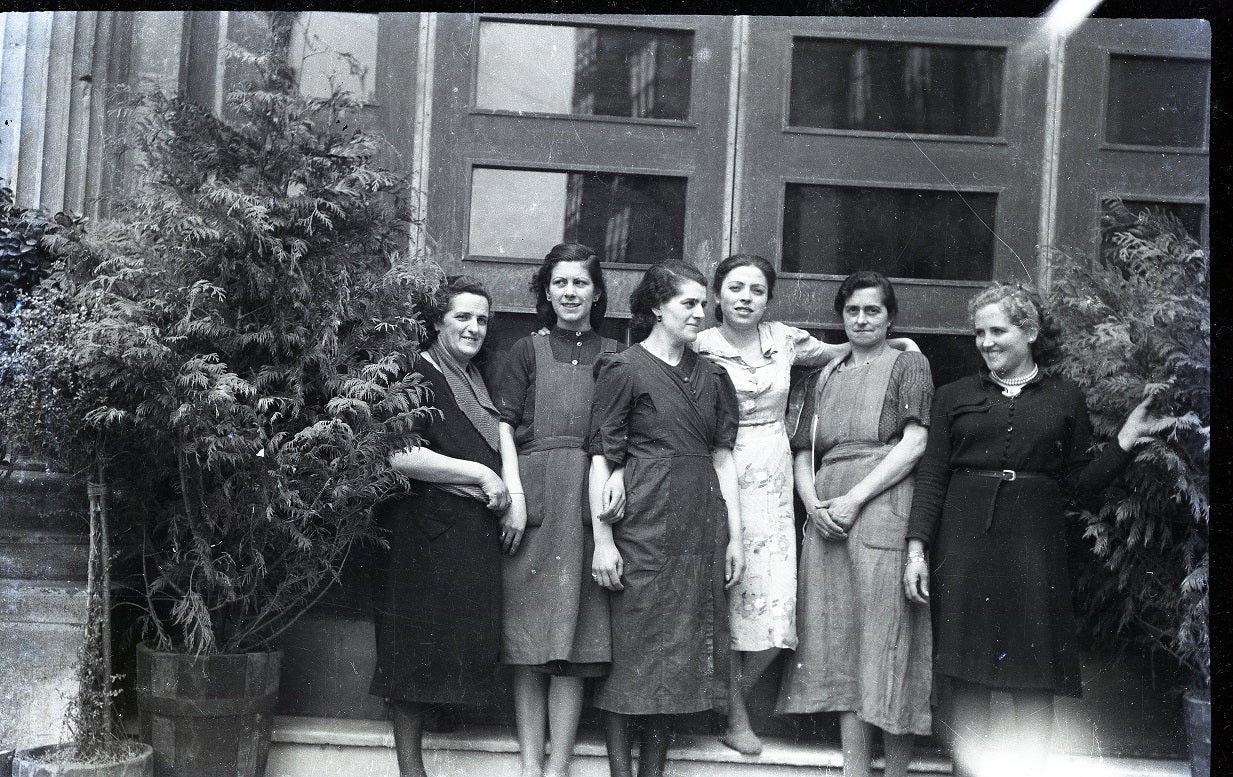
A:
[695,321,833,650]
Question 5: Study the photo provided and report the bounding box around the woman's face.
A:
[718,265,770,330]
[973,301,1036,377]
[653,279,708,345]
[841,286,891,349]
[434,292,490,365]
[547,260,597,330]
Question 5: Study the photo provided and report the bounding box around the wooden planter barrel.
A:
[1184,689,1211,777]
[11,744,152,777]
[135,645,281,777]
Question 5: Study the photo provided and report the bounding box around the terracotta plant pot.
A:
[1183,688,1211,777]
[135,645,281,777]
[10,743,152,777]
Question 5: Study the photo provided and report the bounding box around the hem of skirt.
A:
[594,697,720,715]
[501,653,612,665]
[775,697,930,736]
[935,668,1083,698]
[730,637,797,651]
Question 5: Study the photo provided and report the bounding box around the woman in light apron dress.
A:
[494,243,620,777]
[776,271,933,777]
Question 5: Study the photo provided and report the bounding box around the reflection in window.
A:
[782,184,997,280]
[789,38,1004,137]
[1108,199,1206,245]
[289,12,378,100]
[469,167,687,265]
[1106,55,1209,148]
[476,21,692,120]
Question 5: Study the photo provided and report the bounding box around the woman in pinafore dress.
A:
[903,283,1157,776]
[776,272,933,777]
[588,262,745,777]
[694,255,918,755]
[494,244,621,777]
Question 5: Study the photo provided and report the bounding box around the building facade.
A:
[0,9,1210,754]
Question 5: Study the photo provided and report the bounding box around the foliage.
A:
[1049,198,1209,689]
[0,183,63,315]
[2,26,443,658]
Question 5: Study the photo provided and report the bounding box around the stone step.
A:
[267,716,1190,777]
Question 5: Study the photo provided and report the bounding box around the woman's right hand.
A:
[595,467,626,524]
[592,540,625,591]
[477,468,511,513]
[903,555,930,604]
[804,496,848,540]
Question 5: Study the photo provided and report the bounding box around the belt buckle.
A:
[1001,469,1017,481]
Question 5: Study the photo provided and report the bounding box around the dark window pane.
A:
[782,184,997,281]
[477,21,692,121]
[1106,55,1209,148]
[469,167,686,265]
[789,38,1004,137]
[1109,199,1206,245]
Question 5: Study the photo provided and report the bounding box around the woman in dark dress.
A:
[903,283,1156,776]
[370,276,511,777]
[494,243,621,777]
[588,261,745,777]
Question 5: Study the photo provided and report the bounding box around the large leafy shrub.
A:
[1049,198,1209,689]
[3,35,443,658]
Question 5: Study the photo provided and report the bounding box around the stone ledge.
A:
[270,716,1188,775]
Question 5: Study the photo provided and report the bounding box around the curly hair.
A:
[629,261,707,342]
[711,254,776,324]
[967,281,1061,368]
[420,274,492,351]
[529,243,608,331]
[833,270,898,321]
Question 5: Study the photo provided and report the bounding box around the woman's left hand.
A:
[1117,395,1160,451]
[818,492,863,532]
[725,539,745,589]
[498,494,527,555]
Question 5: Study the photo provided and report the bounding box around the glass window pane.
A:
[469,167,687,265]
[1106,56,1208,148]
[782,184,997,280]
[476,21,693,120]
[1110,199,1206,244]
[289,12,378,101]
[789,38,1004,136]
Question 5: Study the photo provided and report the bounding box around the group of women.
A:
[369,244,1156,777]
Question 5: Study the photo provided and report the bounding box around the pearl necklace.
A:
[992,364,1039,397]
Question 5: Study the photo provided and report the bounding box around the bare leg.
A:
[392,701,429,777]
[946,679,992,777]
[603,711,633,777]
[1009,689,1055,773]
[882,731,915,777]
[544,675,585,777]
[514,668,549,777]
[721,647,779,755]
[637,715,672,777]
[838,712,872,777]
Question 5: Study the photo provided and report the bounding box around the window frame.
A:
[1099,47,1211,155]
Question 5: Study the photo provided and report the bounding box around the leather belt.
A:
[956,468,1055,482]
[954,468,1056,532]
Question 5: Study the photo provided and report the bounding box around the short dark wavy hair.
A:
[967,281,1061,368]
[629,261,707,342]
[529,243,608,331]
[711,254,776,324]
[420,274,492,351]
[834,270,898,322]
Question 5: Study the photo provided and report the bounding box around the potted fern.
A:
[5,25,443,777]
[1,194,154,775]
[1049,198,1209,775]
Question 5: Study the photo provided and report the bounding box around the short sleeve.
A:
[783,322,837,368]
[712,365,739,450]
[879,351,934,441]
[588,353,634,467]
[493,336,536,426]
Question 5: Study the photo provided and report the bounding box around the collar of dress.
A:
[696,322,779,360]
